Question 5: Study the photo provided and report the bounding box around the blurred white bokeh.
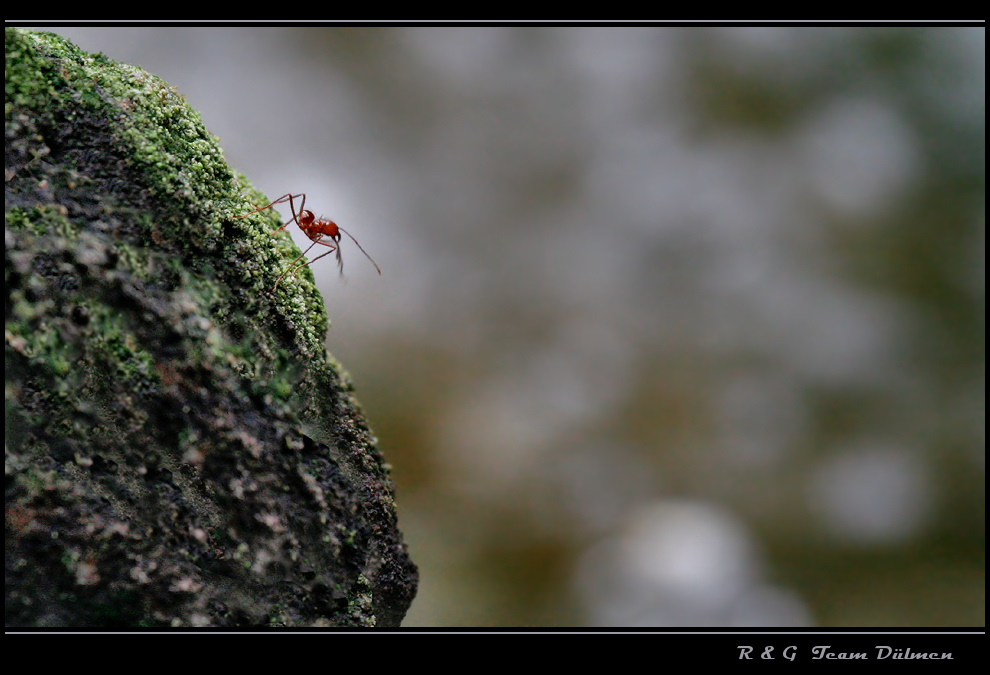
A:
[575,500,812,626]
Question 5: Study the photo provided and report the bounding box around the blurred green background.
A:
[31,27,984,626]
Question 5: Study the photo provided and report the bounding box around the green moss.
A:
[347,574,377,627]
[4,30,67,113]
[5,206,72,236]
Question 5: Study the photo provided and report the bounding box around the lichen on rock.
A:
[5,28,417,628]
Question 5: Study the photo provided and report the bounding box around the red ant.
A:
[234,193,381,289]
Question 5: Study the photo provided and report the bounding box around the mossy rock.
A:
[5,28,417,627]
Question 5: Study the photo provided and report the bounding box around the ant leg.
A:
[235,193,308,235]
[269,193,307,235]
[276,238,341,289]
[233,193,294,219]
[285,193,306,227]
[274,240,320,289]
[273,235,340,289]
[296,244,340,277]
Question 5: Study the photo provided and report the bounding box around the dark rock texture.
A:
[5,28,417,627]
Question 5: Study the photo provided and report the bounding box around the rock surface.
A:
[5,28,417,628]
